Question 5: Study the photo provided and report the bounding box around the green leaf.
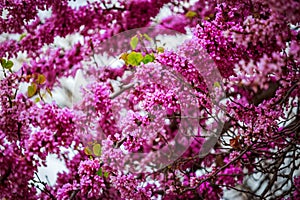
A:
[37,74,46,84]
[93,143,102,156]
[120,52,128,65]
[130,35,139,50]
[213,81,221,88]
[127,52,144,66]
[27,83,37,98]
[0,58,6,67]
[46,88,52,97]
[143,33,152,41]
[1,59,14,70]
[97,167,103,176]
[19,33,27,41]
[84,147,93,155]
[96,167,109,177]
[185,11,197,18]
[34,97,40,103]
[204,13,215,21]
[157,47,164,53]
[5,60,13,69]
[142,54,155,64]
[104,171,109,178]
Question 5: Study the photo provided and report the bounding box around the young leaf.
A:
[34,97,40,103]
[46,88,53,97]
[97,167,103,176]
[19,33,27,41]
[143,33,152,41]
[120,52,129,65]
[37,74,46,84]
[5,60,13,69]
[0,58,6,67]
[130,35,139,50]
[27,83,37,98]
[157,47,164,53]
[93,143,102,156]
[185,11,197,18]
[104,171,109,178]
[127,52,144,66]
[213,81,221,88]
[142,54,155,64]
[25,75,32,82]
[84,146,93,155]
[204,13,215,21]
[230,136,241,150]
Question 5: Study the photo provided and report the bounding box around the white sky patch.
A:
[37,154,67,186]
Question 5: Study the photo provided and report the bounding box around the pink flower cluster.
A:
[0,0,300,199]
